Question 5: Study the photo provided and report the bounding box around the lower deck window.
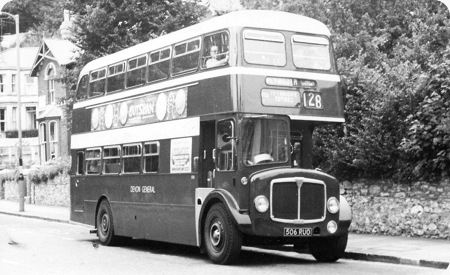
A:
[103,146,121,174]
[86,148,102,174]
[123,144,142,173]
[144,142,159,173]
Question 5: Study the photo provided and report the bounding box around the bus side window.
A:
[216,119,235,171]
[202,31,229,69]
[123,144,142,173]
[172,38,200,75]
[103,146,121,174]
[107,62,125,93]
[76,151,85,175]
[148,48,171,83]
[127,55,147,88]
[86,148,101,174]
[76,75,89,100]
[89,68,106,97]
[144,142,159,173]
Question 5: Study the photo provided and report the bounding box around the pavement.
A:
[0,199,449,271]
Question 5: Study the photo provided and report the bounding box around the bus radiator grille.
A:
[271,181,325,221]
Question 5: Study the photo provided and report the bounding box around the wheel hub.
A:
[210,221,222,247]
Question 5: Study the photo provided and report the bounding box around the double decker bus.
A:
[70,10,352,265]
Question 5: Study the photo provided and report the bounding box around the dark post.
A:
[18,173,25,212]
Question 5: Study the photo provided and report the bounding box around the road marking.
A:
[62,237,76,241]
[1,260,20,266]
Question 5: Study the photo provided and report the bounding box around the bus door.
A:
[200,121,215,187]
[214,119,236,188]
[71,151,86,222]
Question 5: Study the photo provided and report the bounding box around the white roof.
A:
[44,38,80,65]
[80,10,331,76]
[30,38,80,76]
[0,47,39,70]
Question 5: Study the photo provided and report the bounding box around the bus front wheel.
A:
[309,233,348,262]
[96,200,121,246]
[203,203,242,265]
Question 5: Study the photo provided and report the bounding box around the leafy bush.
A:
[29,158,71,184]
[400,58,450,180]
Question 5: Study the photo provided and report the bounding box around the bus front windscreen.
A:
[242,118,289,166]
[292,35,331,71]
[243,30,286,66]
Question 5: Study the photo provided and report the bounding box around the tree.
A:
[240,0,450,181]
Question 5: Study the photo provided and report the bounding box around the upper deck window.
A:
[89,68,106,97]
[243,30,286,66]
[173,38,201,75]
[127,55,147,88]
[107,62,125,93]
[292,35,331,71]
[148,47,171,83]
[203,31,229,69]
[76,74,89,100]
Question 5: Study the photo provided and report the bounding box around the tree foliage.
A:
[241,0,450,181]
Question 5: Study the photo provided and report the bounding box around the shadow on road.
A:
[81,238,333,267]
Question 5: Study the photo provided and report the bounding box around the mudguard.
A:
[339,195,352,222]
[196,188,251,247]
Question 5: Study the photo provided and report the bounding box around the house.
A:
[30,10,79,163]
[0,46,39,168]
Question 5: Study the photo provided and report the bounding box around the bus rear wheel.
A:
[96,200,121,246]
[309,233,348,262]
[203,203,242,265]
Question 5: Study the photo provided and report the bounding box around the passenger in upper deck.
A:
[205,45,229,68]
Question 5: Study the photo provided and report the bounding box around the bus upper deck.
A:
[72,10,343,140]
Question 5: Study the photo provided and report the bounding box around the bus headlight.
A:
[327,197,339,214]
[241,177,248,185]
[327,220,338,234]
[254,195,269,213]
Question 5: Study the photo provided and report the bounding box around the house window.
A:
[12,74,16,93]
[45,63,57,105]
[26,107,37,130]
[12,107,17,130]
[39,122,47,162]
[49,121,59,159]
[39,120,59,162]
[0,109,5,132]
[0,75,4,93]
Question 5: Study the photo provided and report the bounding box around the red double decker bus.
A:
[70,10,352,265]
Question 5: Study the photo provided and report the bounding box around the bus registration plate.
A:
[303,92,323,109]
[284,227,312,236]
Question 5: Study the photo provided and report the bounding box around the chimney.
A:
[60,9,73,40]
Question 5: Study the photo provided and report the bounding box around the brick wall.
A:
[2,173,69,207]
[343,178,450,239]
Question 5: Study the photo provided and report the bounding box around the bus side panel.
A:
[163,174,197,246]
[70,176,85,224]
[72,108,91,135]
[188,75,233,116]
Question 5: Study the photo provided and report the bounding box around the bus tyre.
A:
[203,203,242,265]
[96,200,120,246]
[309,233,348,262]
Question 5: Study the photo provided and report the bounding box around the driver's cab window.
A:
[216,119,235,171]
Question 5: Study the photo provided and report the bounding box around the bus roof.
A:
[79,10,331,76]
